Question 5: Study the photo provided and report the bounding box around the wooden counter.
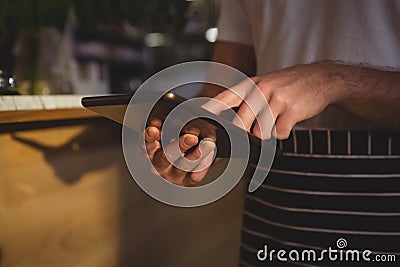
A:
[0,95,245,267]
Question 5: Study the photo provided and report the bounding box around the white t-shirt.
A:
[218,2,400,260]
[218,0,400,75]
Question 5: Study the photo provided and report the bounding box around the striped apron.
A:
[239,107,400,266]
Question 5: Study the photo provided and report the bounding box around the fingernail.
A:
[146,127,155,137]
[183,135,197,146]
[232,116,246,129]
[204,135,217,142]
[199,138,216,154]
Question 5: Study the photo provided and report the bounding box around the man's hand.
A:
[144,119,216,186]
[203,62,400,140]
[144,61,400,184]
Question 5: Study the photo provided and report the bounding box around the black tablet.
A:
[81,92,280,160]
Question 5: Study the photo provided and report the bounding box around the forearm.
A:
[323,62,400,129]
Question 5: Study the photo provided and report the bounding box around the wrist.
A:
[310,61,351,106]
[313,61,378,107]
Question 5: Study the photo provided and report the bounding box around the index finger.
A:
[201,77,259,115]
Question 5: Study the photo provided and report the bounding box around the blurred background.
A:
[0,1,248,267]
[0,0,220,95]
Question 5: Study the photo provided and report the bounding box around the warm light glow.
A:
[166,92,175,98]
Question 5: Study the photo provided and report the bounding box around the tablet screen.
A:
[82,92,280,160]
